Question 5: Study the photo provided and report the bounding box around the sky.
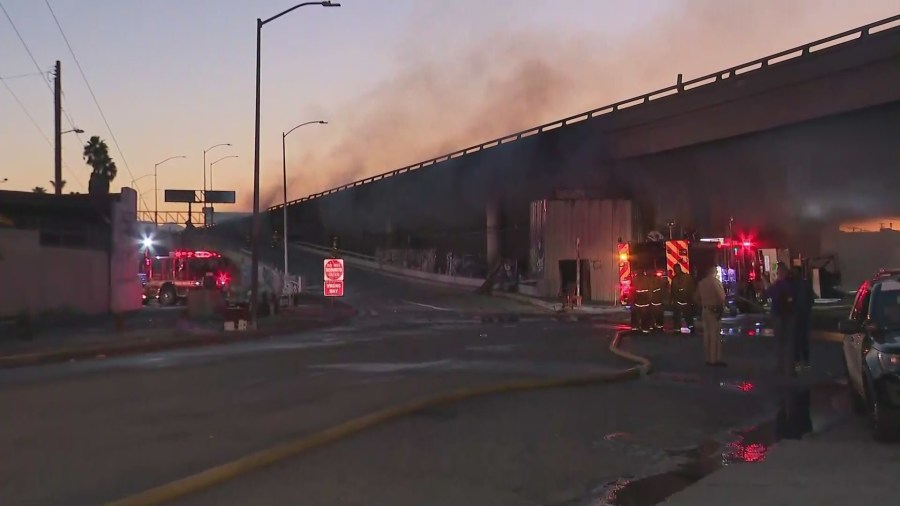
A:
[1,0,898,217]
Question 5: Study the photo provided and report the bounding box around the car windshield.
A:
[870,281,900,331]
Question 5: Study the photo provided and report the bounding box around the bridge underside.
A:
[268,100,897,263]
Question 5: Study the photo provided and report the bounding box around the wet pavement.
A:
[0,318,630,505]
[173,379,775,506]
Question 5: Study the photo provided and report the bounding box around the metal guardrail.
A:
[294,241,377,262]
[269,14,900,213]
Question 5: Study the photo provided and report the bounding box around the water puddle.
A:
[591,383,846,506]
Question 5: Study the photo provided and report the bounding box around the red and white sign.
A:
[323,259,344,281]
[324,280,344,297]
[324,259,344,297]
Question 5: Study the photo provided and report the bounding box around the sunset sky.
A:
[2,0,897,217]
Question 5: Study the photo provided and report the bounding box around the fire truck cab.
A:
[141,249,235,306]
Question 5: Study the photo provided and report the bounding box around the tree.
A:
[84,136,117,195]
[32,186,47,193]
[51,179,66,193]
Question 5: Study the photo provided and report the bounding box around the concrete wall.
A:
[110,188,142,313]
[821,228,900,291]
[0,229,110,318]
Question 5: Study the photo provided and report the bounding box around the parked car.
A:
[839,272,900,441]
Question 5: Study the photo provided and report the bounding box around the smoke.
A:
[248,0,888,210]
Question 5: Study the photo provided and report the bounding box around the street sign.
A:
[323,258,344,281]
[164,189,197,203]
[205,190,236,204]
[324,280,344,297]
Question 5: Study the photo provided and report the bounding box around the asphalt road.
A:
[0,248,854,506]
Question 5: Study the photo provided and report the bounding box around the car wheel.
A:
[158,285,177,307]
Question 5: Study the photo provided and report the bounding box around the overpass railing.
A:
[138,210,206,226]
[269,14,900,213]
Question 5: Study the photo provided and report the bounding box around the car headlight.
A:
[877,352,900,373]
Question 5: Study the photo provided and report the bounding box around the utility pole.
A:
[54,60,62,195]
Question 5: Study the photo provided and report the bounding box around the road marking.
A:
[402,300,453,311]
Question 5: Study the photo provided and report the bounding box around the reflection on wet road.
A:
[593,382,848,506]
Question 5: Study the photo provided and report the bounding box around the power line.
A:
[42,0,150,213]
[1,75,86,191]
[0,71,46,80]
[0,0,86,185]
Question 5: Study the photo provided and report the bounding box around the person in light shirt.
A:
[695,265,726,366]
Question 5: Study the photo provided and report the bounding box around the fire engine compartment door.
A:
[630,242,667,274]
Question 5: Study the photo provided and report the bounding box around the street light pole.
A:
[251,1,340,328]
[203,143,231,200]
[153,155,187,226]
[209,155,239,195]
[282,120,326,279]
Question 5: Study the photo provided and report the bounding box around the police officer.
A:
[632,269,652,333]
[670,264,696,334]
[650,271,667,330]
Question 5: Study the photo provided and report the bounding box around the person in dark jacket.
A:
[792,266,815,372]
[764,263,799,377]
[632,270,653,333]
[670,264,695,333]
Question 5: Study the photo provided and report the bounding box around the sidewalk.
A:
[661,417,899,505]
[0,298,356,369]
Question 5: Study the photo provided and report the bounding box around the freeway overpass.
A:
[221,15,900,268]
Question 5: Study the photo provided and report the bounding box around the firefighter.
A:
[650,270,667,330]
[670,263,695,333]
[632,269,652,333]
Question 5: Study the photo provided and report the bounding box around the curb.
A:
[0,307,357,369]
[105,330,652,506]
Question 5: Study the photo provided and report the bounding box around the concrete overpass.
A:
[244,15,899,266]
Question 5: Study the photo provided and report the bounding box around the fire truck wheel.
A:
[159,285,177,307]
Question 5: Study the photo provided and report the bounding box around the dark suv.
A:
[839,273,900,441]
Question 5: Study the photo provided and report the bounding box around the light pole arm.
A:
[262,1,339,26]
[284,120,327,138]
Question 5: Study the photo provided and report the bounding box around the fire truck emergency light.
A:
[141,235,154,249]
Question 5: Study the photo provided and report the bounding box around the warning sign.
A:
[323,258,344,281]
[324,280,344,297]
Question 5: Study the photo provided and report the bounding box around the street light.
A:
[62,128,84,134]
[251,1,340,327]
[209,155,239,193]
[282,120,327,278]
[203,143,231,200]
[132,173,153,186]
[154,155,187,226]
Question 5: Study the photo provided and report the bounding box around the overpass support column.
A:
[486,201,501,268]
[385,218,394,251]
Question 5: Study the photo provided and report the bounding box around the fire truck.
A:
[140,249,235,306]
[617,236,782,312]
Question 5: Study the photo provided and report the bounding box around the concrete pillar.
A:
[385,218,394,251]
[486,201,501,268]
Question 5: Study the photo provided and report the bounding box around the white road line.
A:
[402,300,454,311]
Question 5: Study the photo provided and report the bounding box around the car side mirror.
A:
[838,319,860,334]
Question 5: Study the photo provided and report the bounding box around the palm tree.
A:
[50,179,66,193]
[32,186,47,194]
[84,136,117,195]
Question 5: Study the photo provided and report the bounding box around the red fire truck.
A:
[617,236,769,308]
[140,249,235,306]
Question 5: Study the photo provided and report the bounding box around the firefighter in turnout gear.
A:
[670,264,696,333]
[631,269,653,333]
[650,272,667,329]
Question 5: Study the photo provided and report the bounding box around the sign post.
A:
[323,258,344,297]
